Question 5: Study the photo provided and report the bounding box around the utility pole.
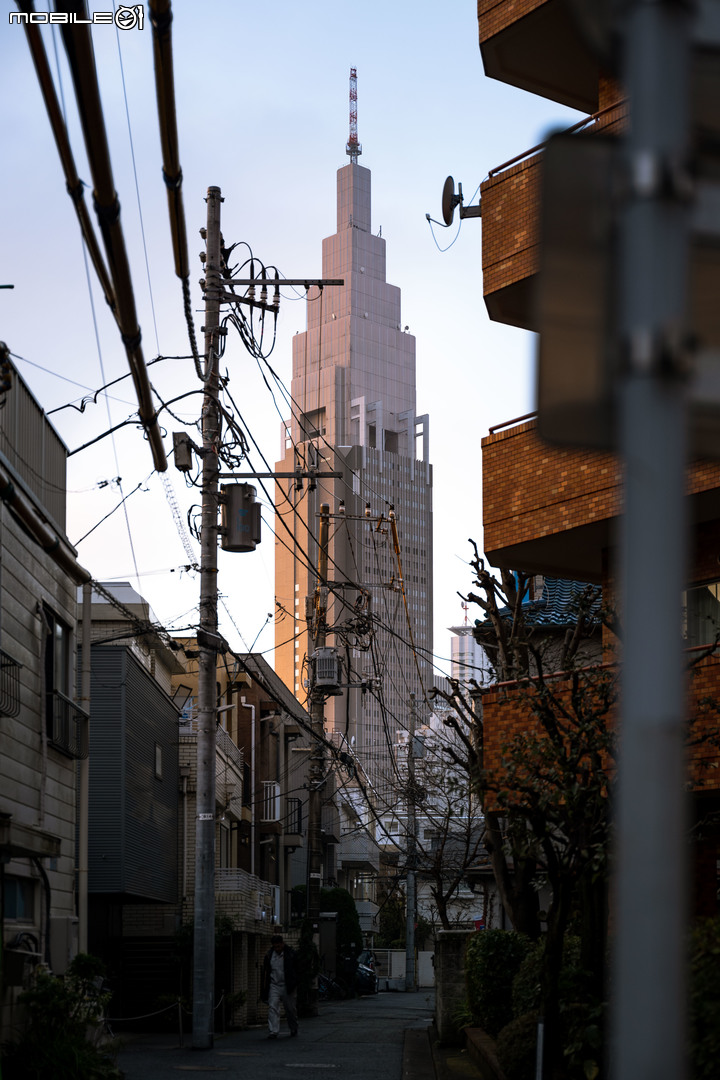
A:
[306,502,330,1015]
[613,4,691,1079]
[405,693,417,993]
[181,186,343,1042]
[192,185,222,1051]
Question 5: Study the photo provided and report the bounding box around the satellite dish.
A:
[442,175,460,226]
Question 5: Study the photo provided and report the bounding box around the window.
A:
[155,743,163,780]
[684,582,720,647]
[261,781,280,823]
[219,823,230,868]
[44,607,87,757]
[302,408,326,439]
[4,876,34,921]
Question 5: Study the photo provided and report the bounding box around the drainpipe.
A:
[240,698,255,877]
[77,582,92,953]
[278,719,286,927]
[180,765,191,902]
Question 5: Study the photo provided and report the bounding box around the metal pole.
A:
[306,502,330,1015]
[613,4,691,1078]
[405,693,417,993]
[77,581,92,953]
[192,185,223,1050]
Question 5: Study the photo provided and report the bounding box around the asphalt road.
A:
[115,990,437,1080]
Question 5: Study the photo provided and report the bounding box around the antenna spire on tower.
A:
[346,66,362,164]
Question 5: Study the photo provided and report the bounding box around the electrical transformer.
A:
[220,484,261,553]
[314,646,340,690]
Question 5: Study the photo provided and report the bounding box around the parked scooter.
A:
[354,950,379,995]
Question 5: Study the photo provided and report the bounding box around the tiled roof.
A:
[479,577,602,630]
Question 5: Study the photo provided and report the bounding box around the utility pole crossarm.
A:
[222,278,344,287]
[214,280,344,314]
[218,471,343,480]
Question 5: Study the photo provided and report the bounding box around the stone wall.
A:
[435,929,474,1045]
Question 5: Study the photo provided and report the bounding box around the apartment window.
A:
[262,781,281,823]
[44,607,86,757]
[684,582,720,647]
[4,876,34,921]
[219,822,230,868]
[155,743,163,780]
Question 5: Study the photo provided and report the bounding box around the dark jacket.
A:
[261,944,298,1001]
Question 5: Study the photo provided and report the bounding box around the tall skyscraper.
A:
[275,143,433,799]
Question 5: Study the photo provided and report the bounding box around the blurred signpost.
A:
[536,2,720,1078]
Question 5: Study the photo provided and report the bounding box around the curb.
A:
[403,1027,436,1080]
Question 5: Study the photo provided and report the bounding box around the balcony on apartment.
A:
[215,867,280,925]
[482,416,720,582]
[481,645,720,804]
[477,0,600,112]
[481,97,624,330]
[337,828,380,874]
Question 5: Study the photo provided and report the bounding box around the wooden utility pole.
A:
[306,502,330,1015]
[405,692,417,993]
[192,185,222,1051]
[186,183,343,1043]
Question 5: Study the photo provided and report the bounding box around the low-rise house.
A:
[171,645,313,1026]
[82,582,185,1023]
[0,362,91,1036]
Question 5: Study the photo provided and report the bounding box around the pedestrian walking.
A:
[260,934,299,1039]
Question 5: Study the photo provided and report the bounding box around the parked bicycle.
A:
[317,972,347,1001]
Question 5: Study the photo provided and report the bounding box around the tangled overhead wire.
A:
[218,392,250,471]
[217,241,280,362]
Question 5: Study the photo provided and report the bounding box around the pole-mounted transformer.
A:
[220,483,261,552]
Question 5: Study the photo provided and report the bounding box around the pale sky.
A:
[1,1,582,675]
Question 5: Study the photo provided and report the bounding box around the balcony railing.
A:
[46,689,88,759]
[215,868,280,923]
[216,725,244,771]
[0,649,22,717]
[487,101,625,180]
[338,829,380,872]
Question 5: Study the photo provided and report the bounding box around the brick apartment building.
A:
[477,0,720,914]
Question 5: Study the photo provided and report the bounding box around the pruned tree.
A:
[434,541,616,1078]
[371,713,488,935]
[409,746,487,932]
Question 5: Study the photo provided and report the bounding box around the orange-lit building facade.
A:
[477,0,720,914]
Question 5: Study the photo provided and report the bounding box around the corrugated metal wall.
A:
[88,647,178,902]
[0,364,67,529]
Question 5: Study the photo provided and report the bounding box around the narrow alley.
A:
[116,991,440,1080]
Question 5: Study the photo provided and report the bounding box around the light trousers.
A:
[268,983,298,1035]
